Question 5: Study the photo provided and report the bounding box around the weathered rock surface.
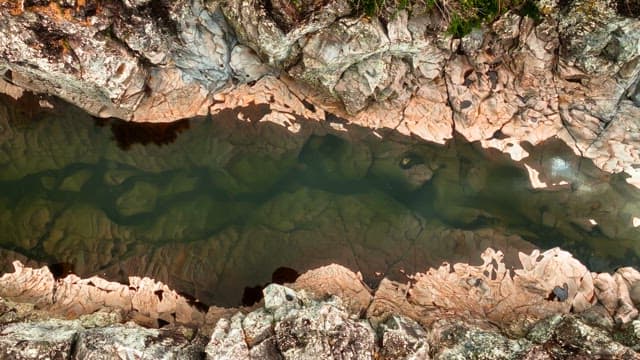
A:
[289,263,372,315]
[379,315,430,359]
[1,0,639,188]
[5,247,640,336]
[0,260,215,329]
[4,251,640,358]
[0,317,208,359]
[0,320,79,360]
[207,284,376,360]
[75,324,207,359]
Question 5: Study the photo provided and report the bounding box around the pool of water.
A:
[1,93,640,306]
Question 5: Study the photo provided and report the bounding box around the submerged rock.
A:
[1,0,639,187]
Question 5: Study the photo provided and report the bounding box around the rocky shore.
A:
[4,247,640,358]
[2,0,640,358]
[1,0,639,189]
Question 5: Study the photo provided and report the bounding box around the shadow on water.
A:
[1,93,640,306]
[95,117,191,150]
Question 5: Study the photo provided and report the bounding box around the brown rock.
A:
[290,264,372,315]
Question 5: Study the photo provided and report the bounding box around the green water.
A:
[1,94,640,306]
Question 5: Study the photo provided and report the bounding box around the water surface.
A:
[1,93,639,306]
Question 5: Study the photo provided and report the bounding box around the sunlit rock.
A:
[0,320,79,360]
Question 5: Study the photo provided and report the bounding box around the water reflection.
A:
[100,118,191,150]
[0,94,639,306]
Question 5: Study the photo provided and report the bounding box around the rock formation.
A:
[0,0,639,188]
[1,91,640,306]
[2,0,640,357]
[4,248,640,358]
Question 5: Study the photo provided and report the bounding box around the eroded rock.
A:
[0,261,210,329]
[1,0,639,188]
[0,320,79,360]
[379,315,430,360]
[3,252,640,358]
[75,324,206,360]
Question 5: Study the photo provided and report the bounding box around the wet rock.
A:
[369,248,601,335]
[0,320,78,360]
[0,261,55,306]
[5,257,640,358]
[0,261,208,329]
[379,315,429,360]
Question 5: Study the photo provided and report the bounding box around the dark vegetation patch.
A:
[444,0,542,37]
[311,0,541,37]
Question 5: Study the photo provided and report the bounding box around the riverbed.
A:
[1,93,639,306]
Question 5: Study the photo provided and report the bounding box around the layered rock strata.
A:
[5,248,640,358]
[3,248,640,329]
[0,0,639,187]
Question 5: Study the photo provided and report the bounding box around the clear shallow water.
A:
[1,94,640,306]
